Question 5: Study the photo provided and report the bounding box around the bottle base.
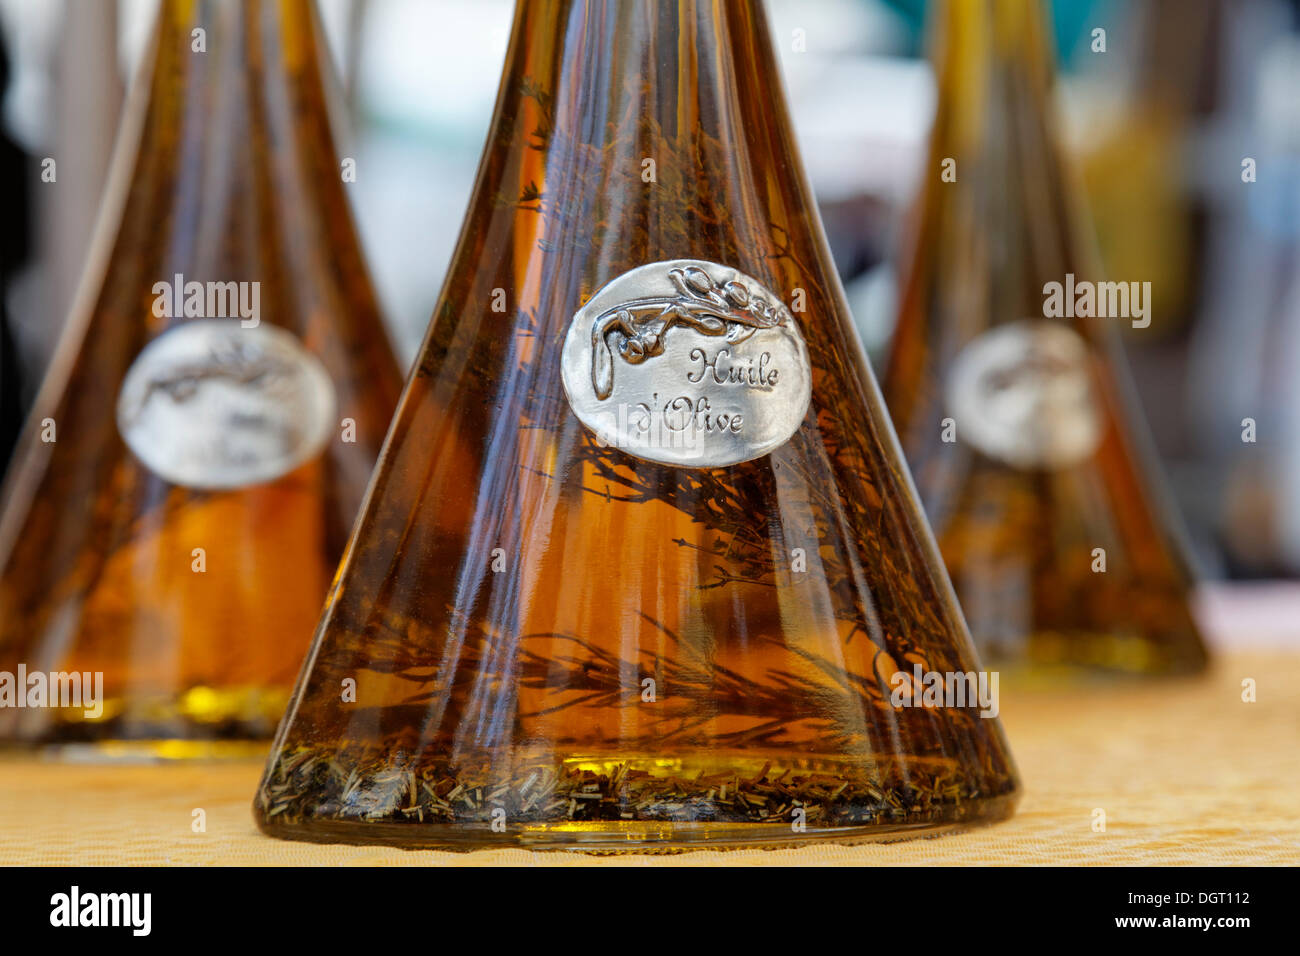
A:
[256,795,1019,853]
[0,738,271,763]
[0,684,288,759]
[255,749,1020,852]
[977,629,1210,679]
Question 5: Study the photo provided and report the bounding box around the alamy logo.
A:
[152,272,260,327]
[889,665,1000,718]
[0,665,102,718]
[1043,273,1151,328]
[49,886,151,936]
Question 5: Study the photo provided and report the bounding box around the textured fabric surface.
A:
[1,650,1295,865]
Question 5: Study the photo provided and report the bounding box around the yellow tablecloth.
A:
[2,650,1296,865]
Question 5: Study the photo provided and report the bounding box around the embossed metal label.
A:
[117,319,336,489]
[560,260,812,468]
[946,319,1103,469]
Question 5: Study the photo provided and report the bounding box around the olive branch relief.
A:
[588,266,792,399]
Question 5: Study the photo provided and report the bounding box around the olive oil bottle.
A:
[0,0,403,755]
[881,0,1209,676]
[256,0,1019,850]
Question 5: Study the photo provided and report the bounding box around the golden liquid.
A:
[0,0,403,754]
[881,0,1209,677]
[256,0,1019,851]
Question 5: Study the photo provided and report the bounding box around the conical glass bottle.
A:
[256,0,1019,851]
[0,0,403,756]
[881,0,1209,676]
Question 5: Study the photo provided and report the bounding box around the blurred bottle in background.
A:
[880,0,1209,675]
[0,0,402,756]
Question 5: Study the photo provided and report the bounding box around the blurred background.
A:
[1,0,1298,626]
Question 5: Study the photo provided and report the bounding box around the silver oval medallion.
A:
[117,319,337,489]
[946,319,1104,470]
[560,260,812,468]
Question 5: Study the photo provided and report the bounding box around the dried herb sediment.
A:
[260,746,1015,830]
